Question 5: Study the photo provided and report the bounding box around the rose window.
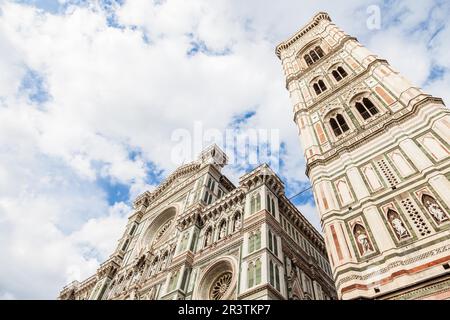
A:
[152,219,173,244]
[209,272,232,300]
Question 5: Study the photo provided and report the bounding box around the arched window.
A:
[304,46,325,66]
[315,46,325,57]
[250,193,261,214]
[355,97,379,120]
[121,239,129,251]
[248,232,255,253]
[353,224,374,256]
[304,54,313,66]
[129,224,137,235]
[254,230,261,250]
[248,230,261,254]
[313,83,320,95]
[269,260,274,286]
[275,265,280,291]
[247,262,254,288]
[303,46,325,66]
[331,66,348,82]
[266,195,276,216]
[338,67,347,77]
[268,230,273,251]
[313,80,327,95]
[273,235,278,256]
[329,114,349,137]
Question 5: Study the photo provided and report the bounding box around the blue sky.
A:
[1,0,450,299]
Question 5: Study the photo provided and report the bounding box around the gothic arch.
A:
[296,38,321,58]
[323,106,345,120]
[232,211,242,232]
[352,223,374,257]
[348,91,371,106]
[386,209,410,240]
[140,206,177,250]
[348,92,382,123]
[217,219,227,240]
[322,107,352,140]
[421,194,449,224]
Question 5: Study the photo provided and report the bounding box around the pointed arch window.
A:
[329,114,349,137]
[304,46,325,66]
[332,66,348,82]
[269,260,274,286]
[266,194,276,216]
[355,97,379,120]
[129,224,137,235]
[204,227,213,247]
[313,80,327,95]
[250,192,261,214]
[247,262,254,288]
[248,230,261,254]
[255,260,261,285]
[121,239,129,252]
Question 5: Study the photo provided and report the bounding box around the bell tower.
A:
[276,12,450,299]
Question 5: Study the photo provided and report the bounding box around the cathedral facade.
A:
[276,12,450,299]
[59,145,337,300]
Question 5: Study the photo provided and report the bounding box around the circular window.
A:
[209,272,232,300]
[152,218,173,245]
[194,256,237,300]
[141,207,177,249]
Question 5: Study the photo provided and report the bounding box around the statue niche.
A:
[386,209,409,240]
[353,223,374,256]
[422,194,448,224]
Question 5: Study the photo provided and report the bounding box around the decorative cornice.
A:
[278,193,326,252]
[305,96,446,177]
[239,163,285,196]
[97,255,122,279]
[275,12,332,59]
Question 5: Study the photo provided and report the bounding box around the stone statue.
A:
[234,215,241,230]
[391,217,408,238]
[205,229,212,246]
[219,223,226,239]
[356,231,373,255]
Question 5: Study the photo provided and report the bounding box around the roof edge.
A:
[275,11,331,59]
